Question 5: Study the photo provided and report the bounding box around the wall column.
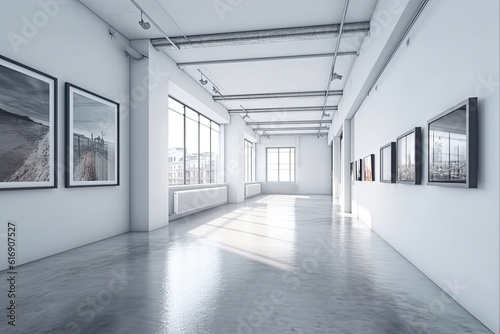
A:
[332,136,341,200]
[341,120,352,213]
[225,115,245,203]
[130,40,170,231]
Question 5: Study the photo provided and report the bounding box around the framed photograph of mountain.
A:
[428,98,478,188]
[0,55,57,190]
[380,142,396,183]
[65,83,119,187]
[364,154,375,181]
[396,127,422,184]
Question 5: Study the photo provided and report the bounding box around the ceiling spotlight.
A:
[138,12,151,30]
[199,73,208,85]
[332,72,343,81]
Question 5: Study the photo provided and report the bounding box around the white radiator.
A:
[262,182,297,194]
[245,183,261,198]
[173,187,227,215]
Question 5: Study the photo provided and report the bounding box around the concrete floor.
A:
[0,195,492,334]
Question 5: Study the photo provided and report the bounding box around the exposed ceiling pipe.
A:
[263,132,329,137]
[152,22,369,50]
[176,52,358,68]
[247,120,333,126]
[129,0,180,51]
[228,106,338,114]
[318,0,350,137]
[258,127,329,131]
[213,90,342,101]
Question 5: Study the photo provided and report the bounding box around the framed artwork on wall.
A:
[350,161,354,181]
[380,142,396,183]
[427,97,478,188]
[65,83,120,188]
[0,55,58,190]
[364,154,375,181]
[357,159,363,181]
[396,127,422,185]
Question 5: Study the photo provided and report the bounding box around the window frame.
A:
[244,139,255,183]
[168,96,220,185]
[266,147,296,182]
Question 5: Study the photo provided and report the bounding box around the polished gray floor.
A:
[0,195,492,334]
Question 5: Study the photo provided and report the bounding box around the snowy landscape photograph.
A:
[0,56,56,190]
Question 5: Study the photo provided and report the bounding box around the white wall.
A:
[0,0,130,269]
[350,1,499,332]
[256,135,331,195]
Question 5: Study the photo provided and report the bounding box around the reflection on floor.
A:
[0,195,492,334]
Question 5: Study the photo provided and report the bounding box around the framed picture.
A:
[350,161,355,181]
[396,127,422,184]
[0,55,57,190]
[65,83,119,187]
[380,142,396,183]
[428,98,478,188]
[364,154,375,181]
[356,159,363,181]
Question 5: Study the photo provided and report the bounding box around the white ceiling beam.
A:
[214,91,342,101]
[177,52,358,67]
[152,22,370,50]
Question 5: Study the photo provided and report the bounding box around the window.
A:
[266,148,295,182]
[245,140,255,182]
[168,97,220,185]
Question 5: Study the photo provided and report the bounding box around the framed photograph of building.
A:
[0,55,58,190]
[65,83,119,187]
[396,127,422,184]
[380,142,396,183]
[357,159,363,181]
[364,154,375,181]
[428,98,478,188]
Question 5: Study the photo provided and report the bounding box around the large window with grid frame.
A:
[168,97,220,185]
[266,147,295,182]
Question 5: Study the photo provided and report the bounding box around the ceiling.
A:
[79,0,379,137]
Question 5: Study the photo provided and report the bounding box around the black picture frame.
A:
[350,161,354,181]
[363,154,375,182]
[427,97,478,188]
[65,83,120,188]
[380,142,396,183]
[396,127,422,185]
[0,55,58,190]
[357,159,363,181]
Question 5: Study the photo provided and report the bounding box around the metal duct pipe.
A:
[152,22,370,50]
[228,106,338,113]
[177,52,358,67]
[214,91,342,101]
